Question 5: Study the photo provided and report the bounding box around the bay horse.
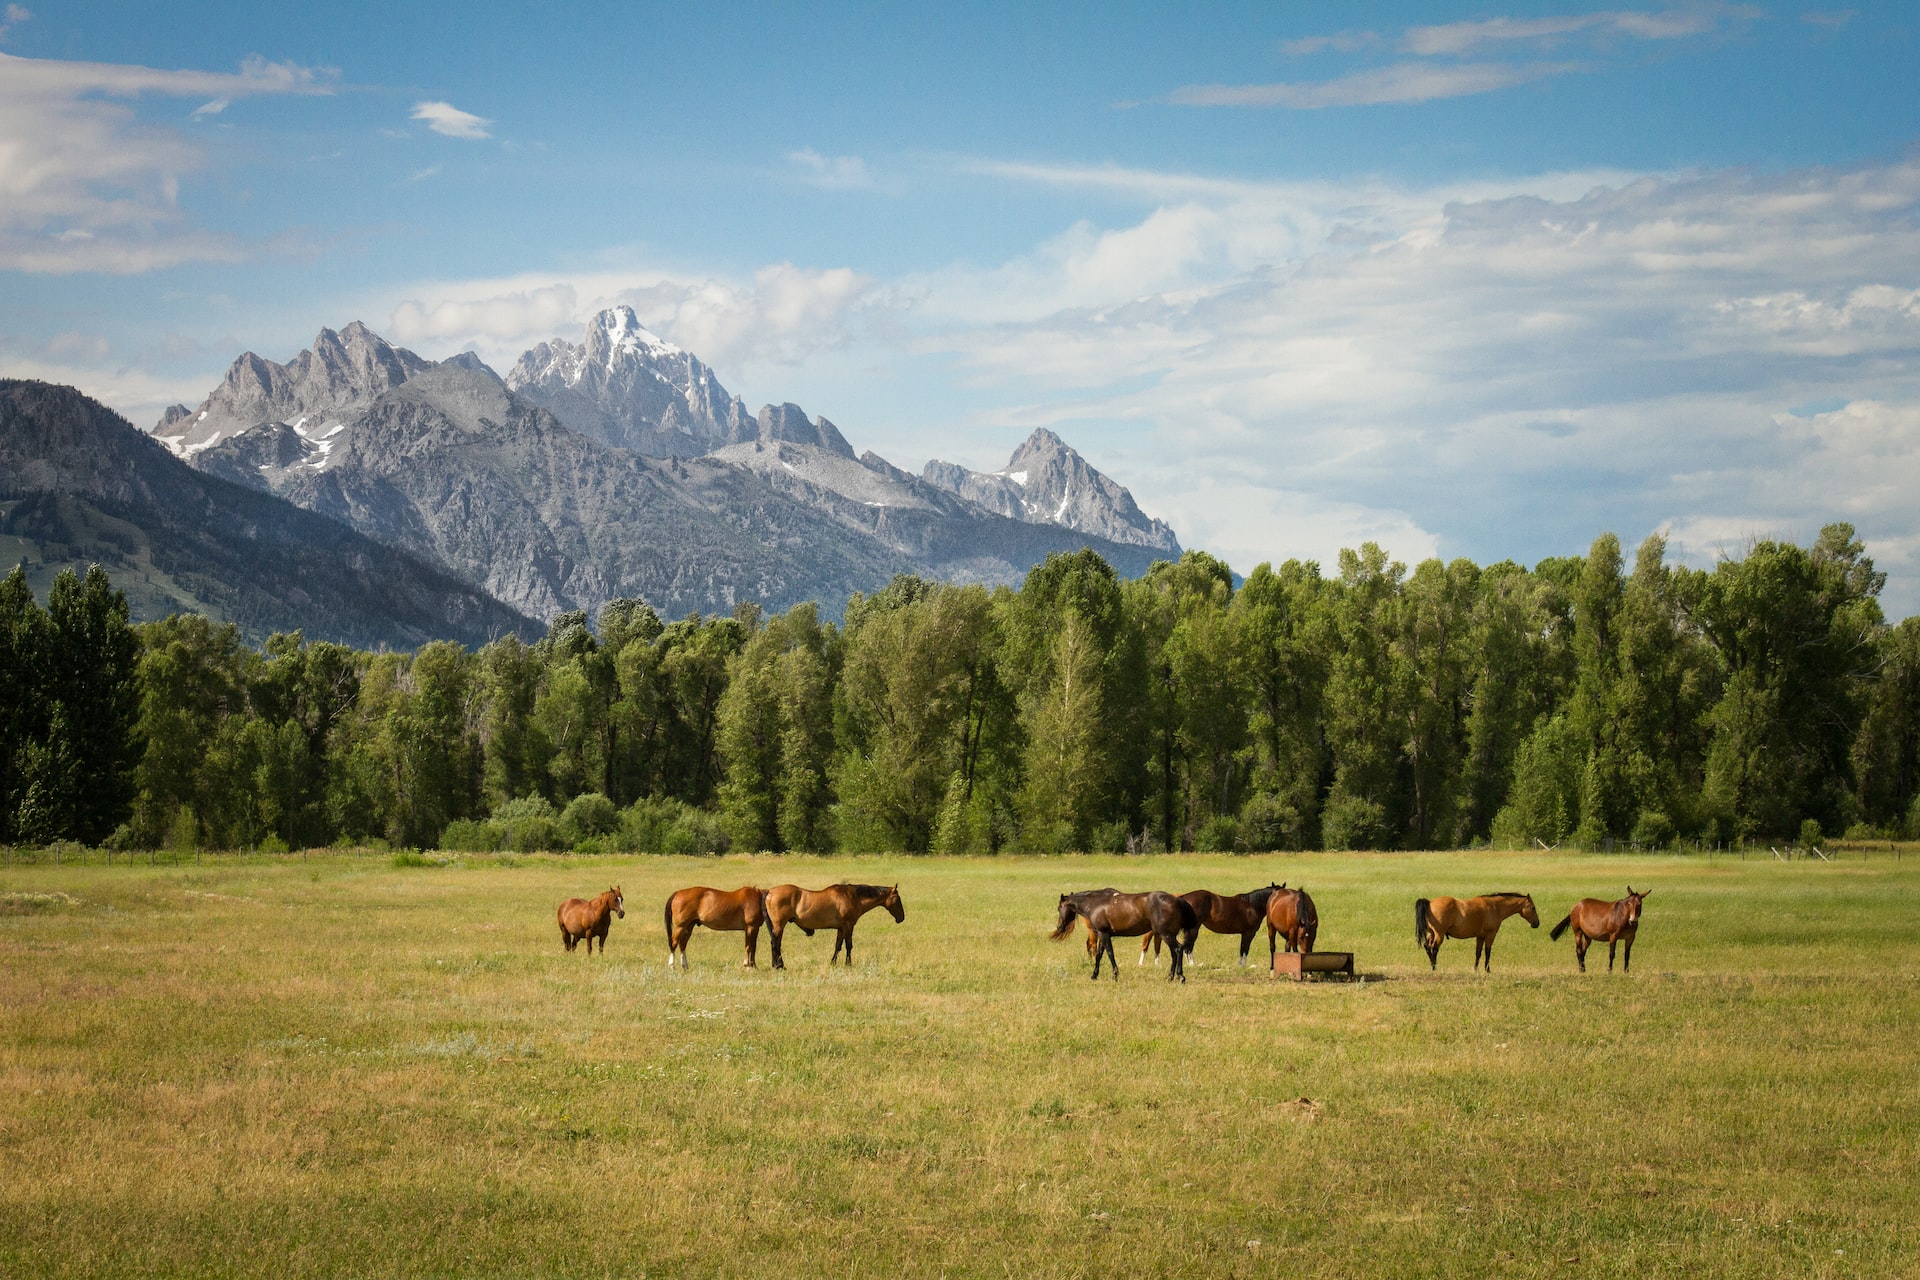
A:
[664,886,767,969]
[1139,885,1286,967]
[764,883,904,969]
[1414,892,1539,972]
[1266,886,1319,974]
[1549,887,1650,972]
[1051,890,1198,982]
[557,886,624,955]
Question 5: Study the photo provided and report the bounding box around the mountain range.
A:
[8,307,1182,642]
[1,380,537,648]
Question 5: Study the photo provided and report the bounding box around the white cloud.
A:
[1403,5,1762,56]
[0,5,30,41]
[190,98,228,120]
[410,100,492,140]
[787,148,872,190]
[1167,60,1581,108]
[0,51,335,272]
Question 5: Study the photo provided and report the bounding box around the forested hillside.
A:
[5,523,1917,854]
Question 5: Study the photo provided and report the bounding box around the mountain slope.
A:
[196,363,914,620]
[923,428,1180,554]
[2,379,538,648]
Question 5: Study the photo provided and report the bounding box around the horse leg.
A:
[770,922,785,971]
[1139,934,1152,966]
[1090,929,1108,980]
[1104,934,1120,981]
[1608,939,1617,973]
[1484,936,1494,974]
[842,928,855,968]
[1239,932,1253,967]
[744,924,761,969]
[1168,932,1184,983]
[1574,932,1589,973]
[1623,935,1634,973]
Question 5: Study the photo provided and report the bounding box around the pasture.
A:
[1,850,1916,1278]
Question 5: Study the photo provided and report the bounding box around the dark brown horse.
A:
[664,886,767,969]
[764,883,904,969]
[1549,887,1650,972]
[1266,886,1319,973]
[1139,884,1286,967]
[1051,890,1198,982]
[1415,892,1540,972]
[557,886,624,954]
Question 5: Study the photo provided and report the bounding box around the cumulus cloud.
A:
[786,148,872,189]
[898,156,1920,611]
[410,100,492,140]
[0,51,335,272]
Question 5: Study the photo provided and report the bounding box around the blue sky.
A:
[4,2,1919,610]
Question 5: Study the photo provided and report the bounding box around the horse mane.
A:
[848,883,890,899]
[1485,891,1532,901]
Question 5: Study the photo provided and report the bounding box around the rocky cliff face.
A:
[504,305,756,456]
[2,379,537,648]
[923,428,1181,555]
[153,322,435,458]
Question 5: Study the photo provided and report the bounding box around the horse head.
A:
[1049,894,1080,940]
[883,883,905,923]
[1520,893,1540,928]
[1624,886,1649,925]
[609,886,625,918]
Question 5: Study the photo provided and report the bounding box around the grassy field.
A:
[2,849,1917,1278]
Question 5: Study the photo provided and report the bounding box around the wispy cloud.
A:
[410,100,492,140]
[1167,60,1579,109]
[1404,4,1761,55]
[786,148,873,189]
[0,51,337,272]
[1188,5,1762,110]
[190,98,227,120]
[0,4,30,41]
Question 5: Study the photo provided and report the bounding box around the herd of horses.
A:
[554,880,1653,979]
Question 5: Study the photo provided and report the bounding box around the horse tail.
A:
[1048,902,1077,941]
[663,895,674,945]
[1414,898,1430,948]
[1549,913,1572,942]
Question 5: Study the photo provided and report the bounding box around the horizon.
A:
[3,1,1918,613]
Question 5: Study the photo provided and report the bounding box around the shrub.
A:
[559,793,619,847]
[663,806,730,857]
[1631,810,1675,849]
[1799,818,1823,850]
[258,833,291,855]
[1322,792,1387,851]
[392,849,448,868]
[492,796,562,853]
[1194,815,1239,853]
[438,819,504,853]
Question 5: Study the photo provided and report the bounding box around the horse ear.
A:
[1640,888,1651,898]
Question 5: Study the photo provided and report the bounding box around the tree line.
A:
[4,523,1918,854]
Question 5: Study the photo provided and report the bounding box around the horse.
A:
[664,886,768,969]
[1549,887,1650,972]
[1139,884,1286,967]
[1266,886,1319,974]
[557,886,624,954]
[1414,892,1540,972]
[764,883,904,969]
[1051,890,1198,982]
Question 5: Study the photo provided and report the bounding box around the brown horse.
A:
[1266,886,1320,973]
[764,883,904,969]
[1414,892,1540,972]
[1051,890,1198,982]
[557,886,624,954]
[1549,887,1650,972]
[664,886,767,969]
[1139,885,1286,967]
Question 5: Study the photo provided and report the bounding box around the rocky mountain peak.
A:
[921,430,1180,555]
[756,403,855,458]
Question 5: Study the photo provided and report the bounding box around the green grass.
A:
[2,850,1916,1278]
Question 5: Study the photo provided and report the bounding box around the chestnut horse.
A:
[764,883,905,969]
[664,885,767,969]
[1139,885,1287,966]
[1414,892,1539,972]
[1051,890,1198,982]
[1266,886,1319,973]
[557,886,624,954]
[1549,887,1650,972]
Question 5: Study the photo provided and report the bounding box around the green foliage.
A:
[19,522,1920,856]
